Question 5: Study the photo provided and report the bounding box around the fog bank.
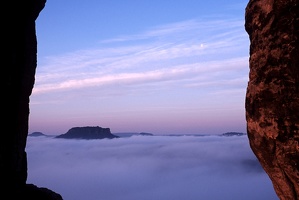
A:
[26,135,278,200]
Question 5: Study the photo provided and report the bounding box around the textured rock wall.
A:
[245,0,299,199]
[1,1,62,199]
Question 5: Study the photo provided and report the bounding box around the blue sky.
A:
[30,0,250,135]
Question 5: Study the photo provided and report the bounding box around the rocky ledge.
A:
[13,184,63,200]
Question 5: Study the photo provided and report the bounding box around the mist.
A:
[26,134,278,200]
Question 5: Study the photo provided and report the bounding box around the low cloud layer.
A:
[26,135,278,200]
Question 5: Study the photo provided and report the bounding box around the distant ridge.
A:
[28,132,47,137]
[139,132,154,136]
[29,130,246,138]
[113,132,140,137]
[220,132,247,136]
[55,126,119,139]
[113,132,154,137]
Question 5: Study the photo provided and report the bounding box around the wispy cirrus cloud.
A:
[33,17,248,97]
[29,16,249,135]
[33,57,248,95]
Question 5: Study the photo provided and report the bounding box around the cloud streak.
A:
[26,135,278,200]
[33,18,248,97]
[33,57,248,94]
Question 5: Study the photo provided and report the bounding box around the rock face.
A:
[245,1,299,199]
[56,126,119,139]
[1,0,62,199]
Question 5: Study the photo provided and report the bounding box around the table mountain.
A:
[56,126,119,139]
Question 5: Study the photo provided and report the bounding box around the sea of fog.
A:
[26,134,278,200]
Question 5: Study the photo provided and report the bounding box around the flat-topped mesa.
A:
[245,0,299,200]
[56,126,119,139]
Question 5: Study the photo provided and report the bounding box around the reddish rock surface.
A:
[245,0,299,199]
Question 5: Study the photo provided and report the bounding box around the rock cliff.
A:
[1,0,62,199]
[245,0,299,199]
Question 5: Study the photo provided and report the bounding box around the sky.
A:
[26,135,278,200]
[29,0,250,135]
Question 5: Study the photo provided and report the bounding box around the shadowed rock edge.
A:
[1,1,62,199]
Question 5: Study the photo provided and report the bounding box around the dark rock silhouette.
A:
[113,132,154,137]
[29,132,46,137]
[16,184,63,200]
[245,0,299,199]
[220,132,246,136]
[1,0,62,199]
[113,132,140,137]
[56,126,119,139]
[139,132,154,136]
